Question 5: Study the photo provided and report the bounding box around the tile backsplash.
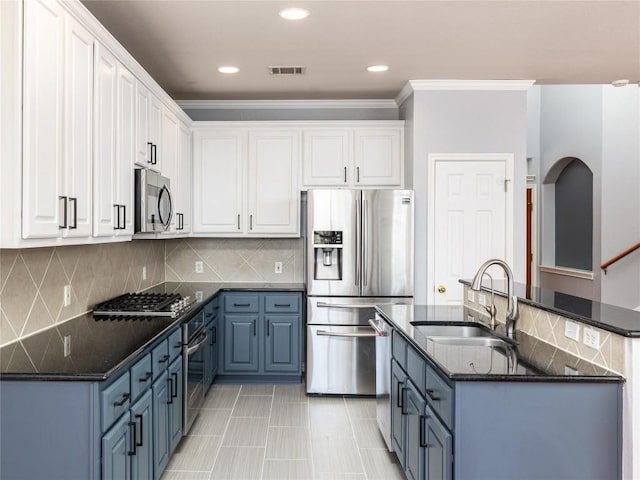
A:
[165,238,304,283]
[0,241,165,347]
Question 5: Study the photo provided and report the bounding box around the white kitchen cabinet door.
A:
[116,63,135,235]
[354,128,402,186]
[247,130,300,235]
[22,0,64,239]
[302,130,351,187]
[149,94,163,172]
[193,130,245,233]
[176,123,192,234]
[135,80,152,168]
[93,43,118,237]
[160,108,179,232]
[62,15,94,238]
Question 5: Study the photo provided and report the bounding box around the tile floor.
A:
[161,383,405,480]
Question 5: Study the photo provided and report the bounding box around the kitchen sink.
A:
[410,322,516,348]
[429,336,513,348]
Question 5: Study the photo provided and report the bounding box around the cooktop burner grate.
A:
[93,292,193,318]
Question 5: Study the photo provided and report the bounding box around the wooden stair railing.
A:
[601,242,640,274]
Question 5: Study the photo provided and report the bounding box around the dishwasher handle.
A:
[317,302,378,309]
[186,330,208,355]
[316,329,377,338]
[368,319,389,336]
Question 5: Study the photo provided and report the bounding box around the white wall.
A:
[401,89,529,303]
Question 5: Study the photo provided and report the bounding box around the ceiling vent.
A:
[268,66,306,75]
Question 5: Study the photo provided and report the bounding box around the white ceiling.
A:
[81,0,640,101]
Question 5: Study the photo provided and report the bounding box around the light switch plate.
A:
[63,285,71,307]
[478,293,487,306]
[564,321,580,342]
[467,290,474,302]
[195,261,204,274]
[142,266,147,281]
[274,262,283,274]
[63,336,71,357]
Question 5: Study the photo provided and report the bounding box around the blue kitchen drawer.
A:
[264,294,300,313]
[224,294,259,313]
[407,345,426,393]
[152,339,169,380]
[130,352,152,401]
[168,328,183,363]
[101,371,131,431]
[392,330,408,369]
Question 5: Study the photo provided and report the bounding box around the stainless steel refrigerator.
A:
[306,189,414,395]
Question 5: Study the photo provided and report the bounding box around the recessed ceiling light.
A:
[279,8,309,20]
[367,65,389,73]
[611,79,629,87]
[218,66,239,74]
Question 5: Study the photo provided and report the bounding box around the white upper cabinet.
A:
[22,0,65,239]
[134,80,151,168]
[302,130,351,186]
[193,130,245,234]
[176,122,193,234]
[247,130,300,235]
[302,123,403,188]
[160,107,179,232]
[149,94,163,172]
[116,63,135,235]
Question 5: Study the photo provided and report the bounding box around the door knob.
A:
[437,285,446,294]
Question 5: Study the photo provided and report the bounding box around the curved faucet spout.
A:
[470,259,519,337]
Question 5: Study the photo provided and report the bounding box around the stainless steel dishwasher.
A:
[369,313,393,451]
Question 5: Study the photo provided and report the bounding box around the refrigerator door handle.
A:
[363,198,368,287]
[316,330,377,338]
[355,195,361,289]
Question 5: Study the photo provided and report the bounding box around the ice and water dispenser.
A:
[313,231,343,280]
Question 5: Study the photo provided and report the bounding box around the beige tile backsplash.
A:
[0,241,165,347]
[165,238,304,284]
[463,285,627,375]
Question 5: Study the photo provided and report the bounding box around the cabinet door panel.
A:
[354,129,401,186]
[135,81,151,168]
[149,94,163,172]
[302,130,351,186]
[130,390,153,480]
[247,130,299,234]
[63,15,93,238]
[426,406,453,480]
[193,130,244,233]
[22,0,64,238]
[117,64,135,235]
[177,122,192,233]
[223,315,259,372]
[102,414,131,480]
[405,381,426,480]
[161,109,179,232]
[391,359,407,467]
[152,371,170,478]
[264,315,300,373]
[168,357,183,454]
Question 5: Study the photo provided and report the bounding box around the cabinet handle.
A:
[267,320,270,336]
[250,214,253,230]
[139,371,152,382]
[274,303,291,307]
[127,421,137,456]
[114,204,120,230]
[234,303,250,307]
[426,389,441,402]
[159,354,170,364]
[167,376,173,404]
[237,214,240,230]
[151,144,157,165]
[344,166,347,183]
[419,415,430,448]
[357,166,360,183]
[253,319,256,336]
[135,414,144,447]
[147,142,153,164]
[211,326,217,346]
[113,392,130,407]
[171,372,178,399]
[120,205,126,230]
[69,197,77,229]
[396,381,403,409]
[400,387,408,415]
[59,196,68,229]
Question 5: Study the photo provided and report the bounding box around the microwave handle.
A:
[157,184,173,230]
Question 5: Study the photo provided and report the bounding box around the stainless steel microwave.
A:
[135,169,173,232]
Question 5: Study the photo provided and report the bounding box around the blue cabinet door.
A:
[264,315,300,373]
[425,405,453,480]
[391,359,407,468]
[222,314,259,372]
[405,380,427,480]
[102,414,131,480]
[168,356,183,454]
[152,370,170,479]
[130,389,153,480]
[204,315,218,388]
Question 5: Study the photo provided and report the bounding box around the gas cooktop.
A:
[93,292,194,318]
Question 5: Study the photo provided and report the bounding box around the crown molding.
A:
[395,79,536,105]
[176,99,398,110]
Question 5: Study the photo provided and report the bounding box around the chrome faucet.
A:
[470,259,519,338]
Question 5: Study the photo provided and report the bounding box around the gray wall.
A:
[183,107,398,121]
[401,90,528,304]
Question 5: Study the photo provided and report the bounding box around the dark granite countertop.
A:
[376,304,623,383]
[0,282,305,382]
[459,279,640,337]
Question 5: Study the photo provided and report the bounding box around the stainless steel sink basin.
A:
[430,336,512,348]
[411,323,494,338]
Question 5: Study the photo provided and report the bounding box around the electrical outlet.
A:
[142,266,147,281]
[274,262,283,274]
[63,335,71,357]
[564,321,580,342]
[583,328,600,350]
[478,293,487,307]
[195,261,204,273]
[467,290,474,303]
[63,285,71,307]
[195,291,203,302]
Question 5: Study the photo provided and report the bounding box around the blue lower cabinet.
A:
[153,370,170,479]
[391,359,407,468]
[102,414,131,480]
[130,390,153,480]
[223,314,259,372]
[405,380,427,480]
[168,356,183,453]
[204,317,218,388]
[425,405,452,480]
[264,315,300,373]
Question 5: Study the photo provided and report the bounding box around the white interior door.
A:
[432,159,510,305]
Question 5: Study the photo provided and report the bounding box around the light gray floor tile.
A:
[232,395,272,417]
[189,408,232,437]
[240,384,275,396]
[161,470,210,480]
[345,398,377,419]
[351,418,386,449]
[311,434,364,474]
[262,459,313,480]
[314,474,367,480]
[269,402,309,427]
[166,435,222,472]
[210,446,265,480]
[359,448,405,480]
[222,417,269,447]
[204,387,240,409]
[274,384,308,403]
[265,426,311,460]
[309,398,350,436]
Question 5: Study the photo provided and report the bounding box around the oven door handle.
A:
[316,329,378,338]
[368,319,389,336]
[186,330,208,355]
[316,302,379,309]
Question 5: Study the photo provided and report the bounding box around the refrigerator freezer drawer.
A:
[307,296,412,326]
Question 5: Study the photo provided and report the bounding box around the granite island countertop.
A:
[0,282,305,382]
[376,304,623,383]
